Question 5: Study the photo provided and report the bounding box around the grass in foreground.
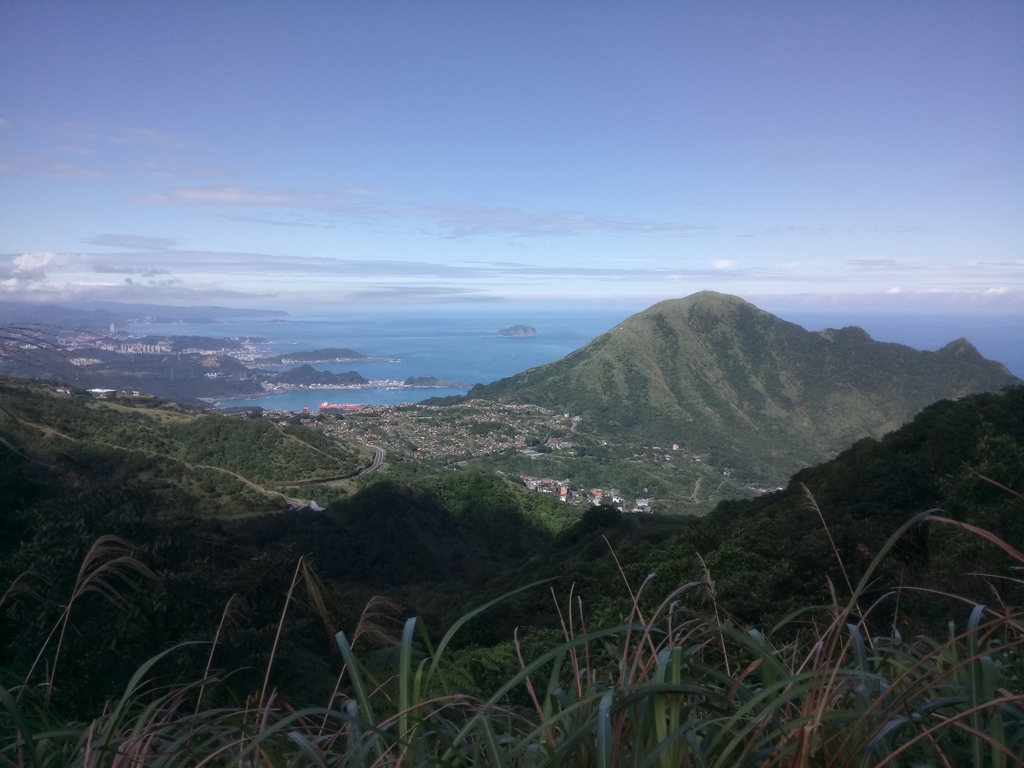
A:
[2,510,1023,767]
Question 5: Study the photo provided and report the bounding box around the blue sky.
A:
[0,1,1021,312]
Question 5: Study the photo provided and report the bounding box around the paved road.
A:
[267,445,385,487]
[357,446,384,476]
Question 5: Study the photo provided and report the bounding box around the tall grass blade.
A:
[334,631,376,725]
[595,690,613,768]
[0,683,37,767]
[398,615,417,747]
[480,716,511,768]
[425,577,552,693]
[968,602,987,768]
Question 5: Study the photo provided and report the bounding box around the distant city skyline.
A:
[1,2,1021,311]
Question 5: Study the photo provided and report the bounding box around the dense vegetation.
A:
[8,548,1023,766]
[0,376,370,505]
[404,376,463,386]
[0,422,579,717]
[276,365,368,386]
[446,292,1018,484]
[512,385,1024,634]
[2,378,1023,764]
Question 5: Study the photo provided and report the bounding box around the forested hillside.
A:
[2,379,1023,764]
[500,385,1024,632]
[275,364,367,386]
[456,292,1018,482]
[0,395,579,713]
[0,376,370,513]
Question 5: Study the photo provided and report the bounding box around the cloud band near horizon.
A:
[1,245,1021,310]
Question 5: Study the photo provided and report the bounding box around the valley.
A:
[1,294,1022,763]
[7,6,1020,760]
[326,401,759,513]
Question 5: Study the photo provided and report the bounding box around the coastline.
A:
[250,357,400,367]
[209,381,470,406]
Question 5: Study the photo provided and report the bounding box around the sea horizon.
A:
[115,306,1023,413]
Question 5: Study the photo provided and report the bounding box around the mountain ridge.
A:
[454,291,1018,481]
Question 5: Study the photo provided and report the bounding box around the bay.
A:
[127,306,1023,413]
[130,309,630,411]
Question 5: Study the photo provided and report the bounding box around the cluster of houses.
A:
[117,342,172,354]
[54,331,267,361]
[518,475,653,513]
[323,403,573,461]
[86,388,142,398]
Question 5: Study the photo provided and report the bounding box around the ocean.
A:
[127,307,1023,412]
[132,310,628,411]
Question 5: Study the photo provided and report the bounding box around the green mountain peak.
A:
[462,292,1018,482]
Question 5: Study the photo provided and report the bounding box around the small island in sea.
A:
[495,325,537,337]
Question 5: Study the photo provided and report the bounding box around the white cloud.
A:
[402,202,713,238]
[4,238,1021,311]
[139,185,311,206]
[0,277,273,303]
[13,251,77,272]
[116,128,187,148]
[138,183,715,238]
[850,259,903,270]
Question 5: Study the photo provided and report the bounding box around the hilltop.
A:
[455,292,1018,483]
[275,364,367,386]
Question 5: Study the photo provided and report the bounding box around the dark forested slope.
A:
[0,394,579,713]
[1,371,1021,719]
[522,385,1024,630]
[0,376,369,514]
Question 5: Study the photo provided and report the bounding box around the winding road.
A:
[357,446,384,476]
[266,445,384,486]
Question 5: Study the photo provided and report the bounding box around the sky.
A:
[0,1,1022,313]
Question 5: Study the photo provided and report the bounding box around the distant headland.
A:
[404,376,467,387]
[254,347,399,365]
[496,325,537,337]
